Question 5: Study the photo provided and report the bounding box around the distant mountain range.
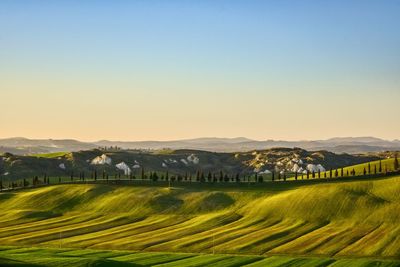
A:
[0,136,399,155]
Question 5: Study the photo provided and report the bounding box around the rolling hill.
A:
[1,137,399,154]
[0,148,383,181]
[0,175,400,260]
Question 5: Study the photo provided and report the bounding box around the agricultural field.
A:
[0,246,399,267]
[0,174,400,266]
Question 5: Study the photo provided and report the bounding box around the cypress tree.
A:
[141,168,145,180]
[272,171,275,181]
[201,172,205,182]
[379,160,382,173]
[224,173,229,182]
[394,154,399,170]
[363,167,366,176]
[295,171,298,180]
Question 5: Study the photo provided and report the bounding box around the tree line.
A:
[1,156,399,191]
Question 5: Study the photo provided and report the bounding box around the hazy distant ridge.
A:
[0,136,399,155]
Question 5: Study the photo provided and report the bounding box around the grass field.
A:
[31,152,69,158]
[0,175,400,261]
[0,246,399,266]
[286,158,398,180]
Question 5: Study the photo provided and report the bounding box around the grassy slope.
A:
[0,176,400,260]
[0,246,398,267]
[287,158,398,180]
[328,158,397,175]
[31,152,69,159]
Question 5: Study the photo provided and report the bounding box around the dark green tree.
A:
[235,173,240,183]
[394,154,399,170]
[224,173,229,182]
[200,172,205,182]
[153,172,159,182]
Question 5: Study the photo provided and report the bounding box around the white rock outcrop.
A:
[116,162,131,175]
[180,159,188,165]
[162,163,168,168]
[259,169,271,175]
[59,163,66,170]
[291,164,300,173]
[317,164,326,172]
[187,154,200,164]
[306,164,318,173]
[132,164,141,169]
[91,154,112,165]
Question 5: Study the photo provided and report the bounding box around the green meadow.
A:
[0,172,400,266]
[0,246,399,267]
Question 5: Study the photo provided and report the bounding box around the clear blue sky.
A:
[1,0,399,141]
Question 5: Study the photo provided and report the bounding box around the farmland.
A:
[0,246,399,266]
[0,173,400,266]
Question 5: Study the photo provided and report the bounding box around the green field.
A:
[325,158,397,176]
[31,152,69,159]
[0,246,399,267]
[287,158,398,180]
[0,174,400,266]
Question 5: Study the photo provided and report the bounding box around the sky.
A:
[1,0,399,141]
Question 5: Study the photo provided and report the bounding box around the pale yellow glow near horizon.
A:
[1,75,399,142]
